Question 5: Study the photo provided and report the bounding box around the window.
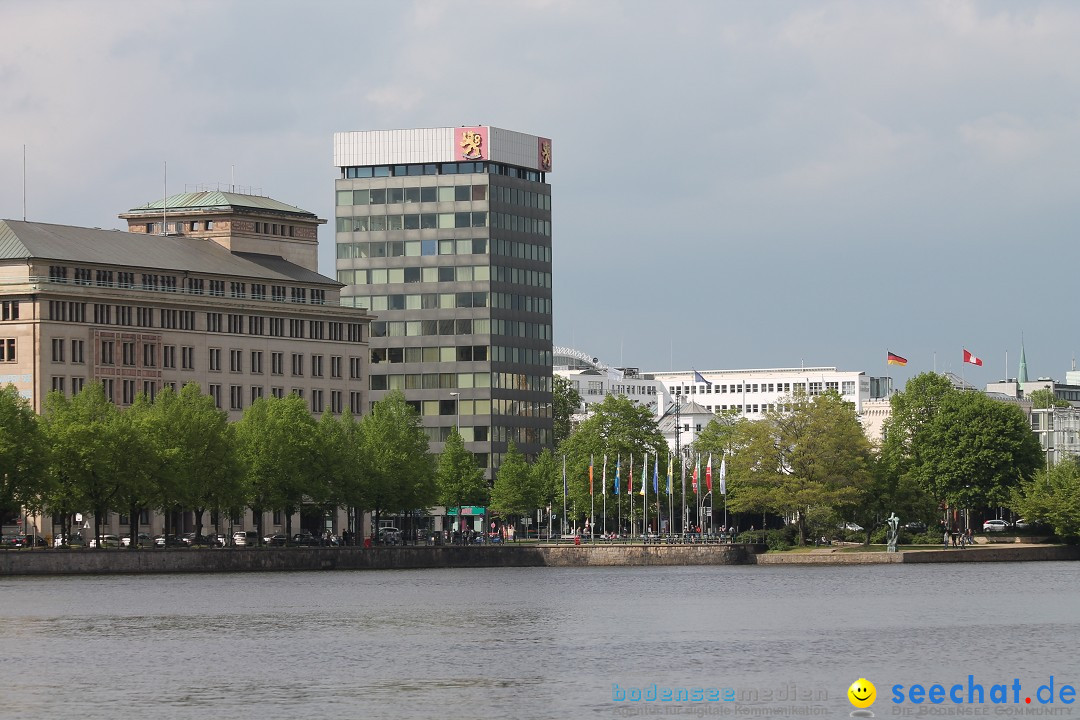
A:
[51,338,65,362]
[331,356,342,379]
[291,353,304,376]
[51,376,65,393]
[100,340,114,365]
[208,384,221,409]
[182,346,195,370]
[230,349,243,372]
[311,355,324,378]
[209,280,225,297]
[271,387,284,399]
[251,351,263,374]
[250,385,264,404]
[311,389,324,414]
[230,385,243,411]
[330,390,342,414]
[71,340,85,364]
[209,348,222,371]
[228,314,243,334]
[72,377,85,394]
[349,391,362,413]
[271,351,284,375]
[163,345,176,369]
[349,357,363,379]
[122,379,136,405]
[0,301,18,321]
[252,284,266,300]
[142,344,157,368]
[207,313,222,332]
[270,318,285,337]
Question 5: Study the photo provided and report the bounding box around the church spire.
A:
[1018,339,1029,384]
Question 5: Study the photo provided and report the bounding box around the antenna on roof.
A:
[22,144,27,221]
[231,165,235,193]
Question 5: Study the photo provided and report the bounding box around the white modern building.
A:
[554,346,666,420]
[644,367,888,419]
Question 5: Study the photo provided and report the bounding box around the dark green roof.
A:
[127,191,317,217]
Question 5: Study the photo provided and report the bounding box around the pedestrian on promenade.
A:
[943,528,949,550]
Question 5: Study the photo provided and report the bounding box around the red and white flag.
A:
[963,349,983,366]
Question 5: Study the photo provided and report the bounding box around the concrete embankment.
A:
[2,543,1075,576]
[752,545,1080,565]
[0,543,756,576]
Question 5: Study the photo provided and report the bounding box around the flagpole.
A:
[643,452,648,538]
[668,454,673,537]
[602,455,607,538]
[562,454,567,538]
[680,453,686,539]
[590,454,594,540]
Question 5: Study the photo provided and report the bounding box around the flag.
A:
[602,455,607,497]
[653,454,659,495]
[887,351,907,367]
[692,460,698,494]
[718,454,727,496]
[706,453,713,493]
[639,455,646,497]
[562,455,567,500]
[963,349,983,367]
[589,455,594,496]
[666,454,672,495]
[614,455,620,495]
[628,454,633,496]
[693,369,712,386]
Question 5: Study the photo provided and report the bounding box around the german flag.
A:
[887,351,908,367]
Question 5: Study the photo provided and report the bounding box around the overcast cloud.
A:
[3,0,1078,385]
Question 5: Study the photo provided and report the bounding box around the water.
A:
[2,562,1078,719]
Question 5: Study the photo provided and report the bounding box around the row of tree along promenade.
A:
[3,372,1080,554]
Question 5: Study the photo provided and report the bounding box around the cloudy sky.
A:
[3,0,1078,386]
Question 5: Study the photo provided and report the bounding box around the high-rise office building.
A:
[333,126,553,476]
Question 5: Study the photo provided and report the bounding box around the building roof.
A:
[125,191,317,218]
[0,219,338,285]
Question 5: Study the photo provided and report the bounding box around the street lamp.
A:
[449,392,460,431]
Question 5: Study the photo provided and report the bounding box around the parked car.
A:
[982,519,1010,532]
[153,534,185,548]
[184,533,220,547]
[292,532,320,546]
[263,533,287,546]
[378,528,402,545]
[1014,518,1029,529]
[843,523,864,532]
[88,534,120,548]
[232,530,259,547]
[53,532,86,548]
[120,532,154,548]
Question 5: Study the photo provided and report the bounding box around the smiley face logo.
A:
[848,678,876,709]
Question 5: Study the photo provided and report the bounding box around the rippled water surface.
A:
[2,562,1078,719]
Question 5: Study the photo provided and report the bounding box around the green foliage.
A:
[436,425,488,512]
[557,394,666,527]
[0,383,44,512]
[489,441,537,517]
[361,390,436,518]
[1012,459,1080,538]
[552,375,583,448]
[1028,388,1069,409]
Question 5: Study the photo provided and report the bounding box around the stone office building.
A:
[0,191,373,540]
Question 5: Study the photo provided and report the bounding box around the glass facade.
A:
[334,158,553,476]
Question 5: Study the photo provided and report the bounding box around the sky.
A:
[3,0,1079,388]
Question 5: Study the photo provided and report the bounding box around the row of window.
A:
[336,237,489,259]
[336,184,488,206]
[674,380,857,395]
[48,302,364,343]
[337,264,491,286]
[351,292,489,313]
[491,265,552,289]
[490,319,552,341]
[369,370,492,390]
[371,345,489,364]
[44,266,328,305]
[490,425,550,447]
[490,372,552,393]
[75,377,363,415]
[490,292,552,315]
[422,425,489,444]
[370,318,489,338]
[340,161,544,183]
[335,211,489,232]
[492,345,552,367]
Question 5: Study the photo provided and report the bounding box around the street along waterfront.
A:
[3,561,1078,719]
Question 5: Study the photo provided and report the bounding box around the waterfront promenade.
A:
[1,542,1076,575]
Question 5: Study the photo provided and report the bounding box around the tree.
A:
[556,394,666,532]
[361,390,435,541]
[1029,388,1069,409]
[145,384,241,542]
[41,384,124,547]
[111,395,160,549]
[234,394,321,543]
[1012,459,1080,538]
[0,384,45,519]
[489,441,537,525]
[436,426,488,540]
[552,375,583,448]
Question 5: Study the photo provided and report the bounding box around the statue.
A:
[886,513,899,553]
